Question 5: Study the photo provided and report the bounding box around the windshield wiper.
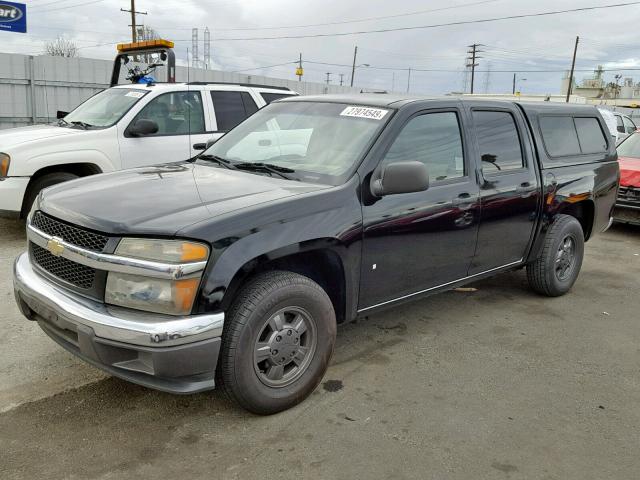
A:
[57,118,69,127]
[233,162,296,180]
[70,121,93,130]
[197,154,238,170]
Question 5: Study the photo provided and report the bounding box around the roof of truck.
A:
[278,94,602,113]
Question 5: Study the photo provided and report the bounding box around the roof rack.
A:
[185,82,291,91]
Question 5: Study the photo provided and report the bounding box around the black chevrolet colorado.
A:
[13,95,619,414]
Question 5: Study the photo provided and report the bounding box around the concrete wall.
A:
[0,53,361,130]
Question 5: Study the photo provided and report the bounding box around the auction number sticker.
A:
[125,91,145,98]
[340,106,389,120]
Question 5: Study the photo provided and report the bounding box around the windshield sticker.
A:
[340,106,389,120]
[125,91,145,98]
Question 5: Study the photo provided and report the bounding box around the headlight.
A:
[0,153,10,178]
[105,239,209,315]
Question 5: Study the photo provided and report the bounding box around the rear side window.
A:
[472,110,524,174]
[574,118,607,154]
[261,92,292,104]
[211,91,259,132]
[539,116,606,156]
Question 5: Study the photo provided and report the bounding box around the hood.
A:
[618,156,640,187]
[39,162,328,236]
[0,124,81,149]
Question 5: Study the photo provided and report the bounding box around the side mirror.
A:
[56,111,69,119]
[371,161,429,197]
[129,119,159,137]
[193,143,207,151]
[617,125,626,134]
[206,137,218,149]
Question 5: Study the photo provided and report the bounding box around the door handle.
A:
[515,182,535,194]
[452,192,473,206]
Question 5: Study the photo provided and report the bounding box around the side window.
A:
[539,116,581,157]
[382,112,465,182]
[211,91,256,132]
[623,116,636,134]
[261,92,292,104]
[473,110,524,173]
[574,118,607,154]
[241,92,258,117]
[132,91,205,135]
[616,115,625,133]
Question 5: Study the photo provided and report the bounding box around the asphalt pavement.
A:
[1,218,638,480]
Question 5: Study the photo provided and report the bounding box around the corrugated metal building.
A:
[0,53,361,130]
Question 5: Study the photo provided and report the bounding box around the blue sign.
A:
[0,2,26,33]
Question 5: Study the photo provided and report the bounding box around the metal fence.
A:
[0,53,361,130]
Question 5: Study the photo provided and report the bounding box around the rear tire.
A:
[218,270,336,415]
[21,172,79,218]
[527,214,584,297]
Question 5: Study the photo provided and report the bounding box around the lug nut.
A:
[287,330,292,336]
[272,349,278,355]
[276,335,282,341]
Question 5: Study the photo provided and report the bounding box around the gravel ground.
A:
[0,218,638,480]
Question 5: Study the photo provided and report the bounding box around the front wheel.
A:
[527,214,585,297]
[218,271,336,414]
[21,172,79,218]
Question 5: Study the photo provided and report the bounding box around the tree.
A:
[44,37,78,58]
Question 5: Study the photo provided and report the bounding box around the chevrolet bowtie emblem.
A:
[46,237,65,257]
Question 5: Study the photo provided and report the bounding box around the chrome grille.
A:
[31,211,108,252]
[618,186,640,203]
[31,244,96,290]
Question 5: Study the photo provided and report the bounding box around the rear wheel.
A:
[527,214,584,297]
[21,172,79,217]
[218,270,336,414]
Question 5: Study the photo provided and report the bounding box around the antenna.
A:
[186,48,193,160]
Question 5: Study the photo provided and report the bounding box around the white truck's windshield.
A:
[201,101,391,185]
[63,88,149,128]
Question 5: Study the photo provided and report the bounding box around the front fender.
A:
[188,177,363,317]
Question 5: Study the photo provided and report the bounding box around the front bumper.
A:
[13,252,225,394]
[0,177,30,218]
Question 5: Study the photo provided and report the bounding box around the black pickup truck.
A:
[13,95,619,414]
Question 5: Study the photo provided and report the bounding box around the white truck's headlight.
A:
[0,153,10,178]
[105,239,209,316]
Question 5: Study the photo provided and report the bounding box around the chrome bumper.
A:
[13,252,224,347]
[13,252,225,393]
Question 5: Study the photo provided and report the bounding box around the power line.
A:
[230,61,297,73]
[30,0,108,14]
[208,2,640,41]
[212,0,504,31]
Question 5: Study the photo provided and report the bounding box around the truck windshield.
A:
[201,101,391,185]
[62,88,149,128]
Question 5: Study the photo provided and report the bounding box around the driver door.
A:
[118,90,213,169]
[359,107,480,310]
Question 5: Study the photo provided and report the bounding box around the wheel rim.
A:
[555,234,576,281]
[253,307,317,388]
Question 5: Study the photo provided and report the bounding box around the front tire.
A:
[218,271,336,414]
[527,214,584,297]
[21,172,79,218]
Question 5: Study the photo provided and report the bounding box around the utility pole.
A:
[203,27,211,70]
[512,73,516,94]
[339,73,344,86]
[121,0,147,43]
[297,53,303,82]
[566,36,579,103]
[192,28,199,68]
[406,68,412,93]
[466,43,483,94]
[325,72,332,85]
[350,46,358,87]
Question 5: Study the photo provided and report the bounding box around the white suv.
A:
[0,82,296,218]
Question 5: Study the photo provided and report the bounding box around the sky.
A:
[2,0,640,95]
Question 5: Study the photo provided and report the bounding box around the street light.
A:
[512,74,527,94]
[350,63,370,87]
